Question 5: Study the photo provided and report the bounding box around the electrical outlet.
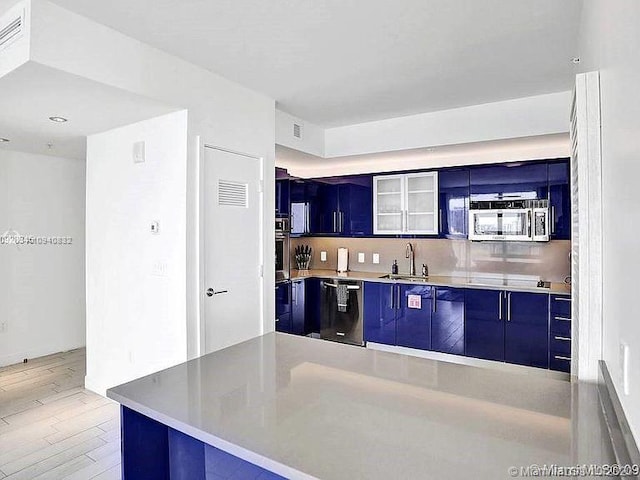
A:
[620,342,630,395]
[358,252,365,263]
[373,253,380,264]
[0,321,7,333]
[320,251,327,262]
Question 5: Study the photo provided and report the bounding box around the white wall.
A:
[578,0,640,440]
[324,91,572,158]
[0,149,85,366]
[275,109,325,157]
[85,111,188,395]
[27,0,276,379]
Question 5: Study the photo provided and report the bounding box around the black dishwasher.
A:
[320,279,364,346]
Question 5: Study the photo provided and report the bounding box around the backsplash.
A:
[290,237,571,283]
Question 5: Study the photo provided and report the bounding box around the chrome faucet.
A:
[405,243,415,276]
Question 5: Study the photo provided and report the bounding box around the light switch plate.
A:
[133,141,145,163]
[150,221,160,234]
[320,251,327,262]
[358,252,365,263]
[373,253,380,264]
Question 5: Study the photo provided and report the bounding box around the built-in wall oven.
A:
[275,218,290,282]
[469,199,550,242]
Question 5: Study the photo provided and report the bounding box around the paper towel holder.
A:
[337,247,349,273]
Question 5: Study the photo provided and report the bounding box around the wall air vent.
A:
[293,123,302,139]
[218,180,248,208]
[0,11,23,51]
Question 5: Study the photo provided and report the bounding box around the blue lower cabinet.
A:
[275,282,291,333]
[465,289,505,362]
[549,294,572,373]
[504,291,549,368]
[431,287,465,355]
[121,406,285,480]
[291,280,306,335]
[305,277,322,334]
[396,285,432,350]
[363,282,396,346]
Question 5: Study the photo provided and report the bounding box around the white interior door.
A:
[203,146,262,354]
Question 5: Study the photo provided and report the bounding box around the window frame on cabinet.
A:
[373,171,439,235]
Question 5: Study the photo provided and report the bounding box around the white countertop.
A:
[108,333,610,480]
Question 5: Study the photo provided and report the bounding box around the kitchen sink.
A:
[379,274,430,282]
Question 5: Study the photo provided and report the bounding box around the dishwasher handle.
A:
[323,282,360,290]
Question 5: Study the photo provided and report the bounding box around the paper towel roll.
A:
[337,248,349,273]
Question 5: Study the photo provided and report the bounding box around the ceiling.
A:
[0,62,179,159]
[50,0,583,127]
[276,133,570,178]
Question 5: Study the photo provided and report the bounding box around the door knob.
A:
[206,288,228,297]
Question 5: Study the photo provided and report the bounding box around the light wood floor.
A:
[0,349,121,479]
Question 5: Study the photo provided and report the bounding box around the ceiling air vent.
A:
[218,180,248,208]
[293,123,302,139]
[0,11,24,51]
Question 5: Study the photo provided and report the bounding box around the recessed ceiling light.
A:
[0,137,9,143]
[49,116,68,123]
[571,57,581,64]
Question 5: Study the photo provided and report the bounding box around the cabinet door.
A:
[342,175,373,236]
[291,280,306,335]
[405,172,438,234]
[438,169,469,239]
[465,289,504,361]
[317,182,339,235]
[275,282,292,333]
[363,282,396,345]
[373,175,404,234]
[504,291,549,368]
[396,285,432,350]
[470,162,548,200]
[548,159,571,240]
[275,179,290,217]
[431,287,465,355]
[305,278,322,334]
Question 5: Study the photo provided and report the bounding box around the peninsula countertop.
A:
[289,269,572,295]
[107,333,609,480]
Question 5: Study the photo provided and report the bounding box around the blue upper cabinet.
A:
[438,169,469,239]
[314,175,373,236]
[396,285,432,351]
[504,291,549,368]
[470,162,548,201]
[275,168,290,218]
[465,288,504,362]
[363,282,396,346]
[548,159,571,240]
[431,287,465,355]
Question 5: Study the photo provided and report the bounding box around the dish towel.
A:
[337,284,349,313]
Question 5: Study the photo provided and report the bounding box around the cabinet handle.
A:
[390,286,395,309]
[554,316,571,321]
[554,297,571,302]
[292,283,296,305]
[498,292,503,320]
[333,212,337,233]
[551,206,556,234]
[554,336,571,342]
[554,355,571,361]
[396,285,401,310]
[507,292,512,321]
[432,288,437,313]
[305,204,310,233]
[439,209,443,233]
[527,210,532,238]
[340,211,344,233]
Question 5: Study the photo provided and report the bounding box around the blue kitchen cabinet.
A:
[548,159,571,240]
[465,288,504,361]
[275,281,292,333]
[290,179,322,235]
[438,169,470,239]
[504,291,549,368]
[363,282,397,346]
[431,287,465,355]
[305,277,322,334]
[312,175,373,236]
[396,284,433,350]
[291,279,306,335]
[275,168,290,218]
[470,162,548,200]
[549,294,572,372]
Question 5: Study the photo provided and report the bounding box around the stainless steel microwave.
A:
[469,199,550,242]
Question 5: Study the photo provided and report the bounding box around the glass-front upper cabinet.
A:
[374,172,439,235]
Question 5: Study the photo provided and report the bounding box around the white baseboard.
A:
[0,342,86,368]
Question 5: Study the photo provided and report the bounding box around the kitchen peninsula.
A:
[108,333,612,480]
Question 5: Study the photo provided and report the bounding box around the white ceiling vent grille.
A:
[0,11,24,51]
[218,180,248,208]
[293,123,302,139]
